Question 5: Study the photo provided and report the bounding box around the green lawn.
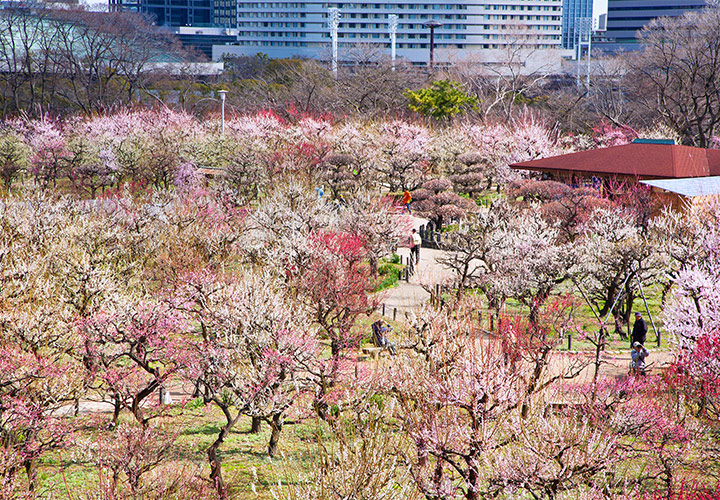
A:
[36,407,324,499]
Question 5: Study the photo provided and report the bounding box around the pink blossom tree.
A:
[0,342,78,491]
[367,120,433,192]
[27,119,70,189]
[295,230,377,356]
[336,194,411,275]
[79,299,193,427]
[389,300,592,500]
[76,421,182,498]
[173,270,321,498]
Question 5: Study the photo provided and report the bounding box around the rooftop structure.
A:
[510,142,720,180]
[641,176,720,199]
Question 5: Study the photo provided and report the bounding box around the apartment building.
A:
[215,1,565,65]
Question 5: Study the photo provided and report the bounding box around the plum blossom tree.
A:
[486,410,619,498]
[244,182,334,270]
[77,422,180,498]
[221,144,271,202]
[247,185,379,356]
[465,118,561,191]
[534,185,610,243]
[651,200,720,303]
[272,395,419,500]
[79,299,193,427]
[572,207,666,338]
[447,152,488,199]
[391,304,521,500]
[388,300,591,500]
[435,199,570,322]
[294,230,377,356]
[0,196,96,488]
[318,152,362,198]
[662,202,720,427]
[498,210,572,325]
[0,330,79,492]
[367,120,433,192]
[27,119,70,189]
[436,201,514,301]
[173,270,320,497]
[324,121,374,192]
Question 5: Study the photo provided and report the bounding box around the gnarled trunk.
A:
[208,403,242,499]
[250,416,262,434]
[267,413,283,457]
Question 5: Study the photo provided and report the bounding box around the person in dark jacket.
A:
[632,311,647,346]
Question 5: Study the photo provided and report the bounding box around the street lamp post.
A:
[217,90,227,134]
[423,20,442,71]
[388,14,398,71]
[328,8,341,76]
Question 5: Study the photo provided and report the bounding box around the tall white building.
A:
[214,1,565,66]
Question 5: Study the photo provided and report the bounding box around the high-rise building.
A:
[216,0,565,65]
[117,0,234,57]
[214,0,236,27]
[595,0,706,52]
[561,0,592,49]
[124,0,214,27]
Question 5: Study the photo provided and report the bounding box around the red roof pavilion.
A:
[510,143,720,180]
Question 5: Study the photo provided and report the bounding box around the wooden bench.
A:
[361,346,384,360]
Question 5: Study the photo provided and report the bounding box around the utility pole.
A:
[328,8,341,76]
[389,14,398,71]
[423,20,442,71]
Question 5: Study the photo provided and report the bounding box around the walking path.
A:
[381,216,447,317]
[377,216,677,382]
[66,217,676,416]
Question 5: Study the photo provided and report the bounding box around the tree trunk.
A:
[207,440,227,500]
[250,416,262,434]
[208,405,242,500]
[24,457,36,492]
[131,379,159,427]
[330,338,341,357]
[614,313,627,340]
[112,393,122,426]
[267,413,283,457]
[592,328,607,393]
[465,459,479,500]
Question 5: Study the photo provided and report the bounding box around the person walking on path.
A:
[410,228,421,265]
[401,190,412,214]
[632,311,647,346]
